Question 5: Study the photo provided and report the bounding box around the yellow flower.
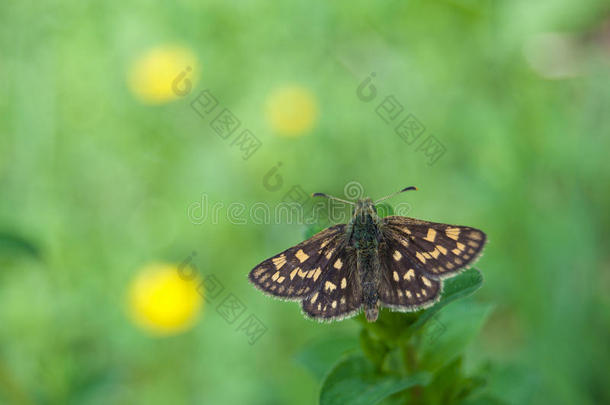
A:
[127,45,199,104]
[265,85,319,136]
[128,263,203,336]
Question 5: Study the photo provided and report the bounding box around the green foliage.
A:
[320,355,431,405]
[0,231,41,263]
[2,0,609,403]
[296,267,497,405]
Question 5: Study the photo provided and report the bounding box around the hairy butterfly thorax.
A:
[249,186,487,323]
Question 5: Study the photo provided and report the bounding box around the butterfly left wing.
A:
[301,248,362,322]
[249,224,347,300]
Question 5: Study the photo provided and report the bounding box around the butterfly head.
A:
[353,198,378,219]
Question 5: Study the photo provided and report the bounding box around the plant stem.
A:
[402,341,423,405]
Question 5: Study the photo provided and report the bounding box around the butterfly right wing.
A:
[377,235,442,311]
[248,224,347,300]
[381,216,487,280]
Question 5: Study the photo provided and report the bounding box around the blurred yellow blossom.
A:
[128,263,202,336]
[265,85,319,136]
[127,45,199,104]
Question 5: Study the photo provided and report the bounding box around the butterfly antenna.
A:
[312,193,355,205]
[374,186,417,204]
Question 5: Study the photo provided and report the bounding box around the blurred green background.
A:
[1,0,610,404]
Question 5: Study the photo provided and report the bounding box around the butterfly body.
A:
[249,191,487,323]
[348,198,383,321]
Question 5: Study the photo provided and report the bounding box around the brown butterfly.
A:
[248,187,486,322]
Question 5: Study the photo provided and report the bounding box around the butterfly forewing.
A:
[378,237,442,310]
[381,216,486,279]
[249,224,346,300]
[301,250,362,321]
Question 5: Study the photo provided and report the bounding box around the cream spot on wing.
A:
[260,273,270,282]
[421,289,427,296]
[277,276,285,284]
[467,240,479,248]
[404,269,415,281]
[332,300,337,309]
[253,267,265,277]
[295,249,309,263]
[437,245,448,255]
[469,231,482,240]
[321,239,330,248]
[455,257,463,265]
[416,252,426,263]
[452,248,461,255]
[446,262,454,269]
[272,255,287,269]
[397,290,403,297]
[406,290,413,298]
[277,285,285,293]
[463,254,471,260]
[421,276,432,287]
[297,268,308,278]
[340,297,346,305]
[271,271,280,281]
[290,269,298,280]
[317,303,321,311]
[306,269,315,278]
[341,277,347,289]
[333,258,343,270]
[393,250,402,261]
[416,292,421,298]
[270,284,277,291]
[456,242,466,251]
[403,227,412,234]
[325,281,337,292]
[468,248,475,255]
[325,249,334,259]
[422,252,432,259]
[286,286,294,295]
[446,227,460,240]
[424,228,437,242]
[393,271,399,281]
[310,292,319,304]
[312,267,322,281]
[430,248,440,259]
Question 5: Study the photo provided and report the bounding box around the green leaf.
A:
[402,268,484,338]
[295,335,359,381]
[320,354,431,405]
[0,231,41,260]
[419,301,493,371]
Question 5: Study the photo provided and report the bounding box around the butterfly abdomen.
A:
[357,248,381,321]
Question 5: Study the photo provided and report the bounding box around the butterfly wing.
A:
[377,234,442,310]
[301,248,362,322]
[249,224,348,300]
[381,216,487,280]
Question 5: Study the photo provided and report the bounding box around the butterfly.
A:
[248,187,487,322]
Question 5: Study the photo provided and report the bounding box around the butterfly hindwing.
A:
[301,248,361,322]
[382,216,486,279]
[378,237,442,310]
[249,224,347,300]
